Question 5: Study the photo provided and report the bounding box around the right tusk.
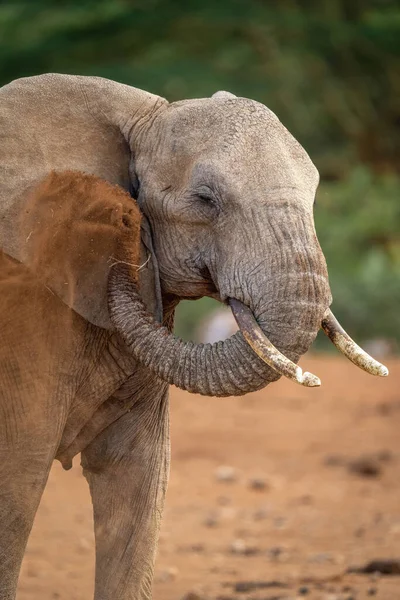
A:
[321,308,389,377]
[229,298,321,387]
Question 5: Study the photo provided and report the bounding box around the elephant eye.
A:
[197,193,214,205]
[194,188,219,209]
[191,186,219,214]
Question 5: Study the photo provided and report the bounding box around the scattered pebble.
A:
[348,456,382,478]
[354,527,365,538]
[215,465,237,483]
[203,513,219,528]
[230,538,260,556]
[324,451,391,478]
[231,580,288,592]
[266,546,289,562]
[298,586,309,595]
[248,477,269,491]
[349,558,400,575]
[180,593,204,600]
[367,588,378,596]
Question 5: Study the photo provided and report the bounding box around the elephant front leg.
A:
[0,437,58,600]
[81,382,170,600]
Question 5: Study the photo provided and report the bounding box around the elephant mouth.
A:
[161,279,219,302]
[229,298,389,386]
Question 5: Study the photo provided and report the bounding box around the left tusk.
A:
[229,298,321,387]
[321,308,389,377]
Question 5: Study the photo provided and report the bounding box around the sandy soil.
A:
[17,356,400,600]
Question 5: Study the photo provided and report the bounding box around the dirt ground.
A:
[17,356,400,600]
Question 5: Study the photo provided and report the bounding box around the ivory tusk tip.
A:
[321,309,390,380]
[301,371,321,387]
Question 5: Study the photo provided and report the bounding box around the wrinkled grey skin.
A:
[0,74,331,600]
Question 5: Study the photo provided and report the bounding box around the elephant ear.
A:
[0,73,167,325]
[20,171,142,329]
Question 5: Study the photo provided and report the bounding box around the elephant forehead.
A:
[165,97,278,143]
[158,97,318,185]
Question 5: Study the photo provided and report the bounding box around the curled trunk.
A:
[108,263,326,396]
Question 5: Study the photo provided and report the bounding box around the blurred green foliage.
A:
[1,0,399,347]
[316,168,400,348]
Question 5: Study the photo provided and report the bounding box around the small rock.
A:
[215,465,237,483]
[232,580,288,592]
[230,538,260,556]
[233,581,256,593]
[349,558,400,575]
[180,593,204,600]
[367,587,377,595]
[298,586,309,595]
[347,456,382,478]
[354,527,365,538]
[266,546,288,561]
[190,543,205,553]
[248,477,269,491]
[203,513,219,528]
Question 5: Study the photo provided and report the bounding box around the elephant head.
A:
[0,74,388,397]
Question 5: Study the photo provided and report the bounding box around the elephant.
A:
[0,74,388,600]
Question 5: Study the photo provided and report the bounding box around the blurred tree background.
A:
[1,0,399,349]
